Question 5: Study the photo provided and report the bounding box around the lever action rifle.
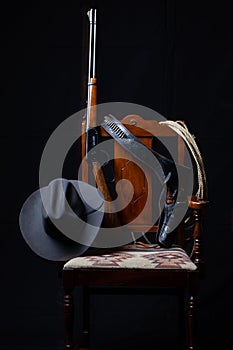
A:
[81,8,120,228]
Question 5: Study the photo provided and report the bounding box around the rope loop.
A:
[159,120,208,200]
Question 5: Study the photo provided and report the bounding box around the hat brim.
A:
[19,180,104,261]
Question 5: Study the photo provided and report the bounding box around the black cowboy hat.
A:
[19,178,104,261]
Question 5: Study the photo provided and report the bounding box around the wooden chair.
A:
[62,115,208,350]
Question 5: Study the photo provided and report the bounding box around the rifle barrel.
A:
[92,9,97,78]
[87,9,93,82]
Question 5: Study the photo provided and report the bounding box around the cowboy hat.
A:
[19,178,104,261]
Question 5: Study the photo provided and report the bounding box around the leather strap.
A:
[101,114,189,247]
[101,114,178,191]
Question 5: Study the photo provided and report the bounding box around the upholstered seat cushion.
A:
[63,245,197,271]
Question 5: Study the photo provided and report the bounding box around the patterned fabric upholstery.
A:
[63,245,197,271]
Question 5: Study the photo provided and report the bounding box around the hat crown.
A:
[41,179,87,243]
[43,179,87,222]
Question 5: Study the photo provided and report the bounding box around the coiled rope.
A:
[159,120,208,201]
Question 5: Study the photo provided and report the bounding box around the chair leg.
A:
[64,289,74,349]
[63,269,75,349]
[80,286,90,348]
[187,294,197,350]
[186,270,199,350]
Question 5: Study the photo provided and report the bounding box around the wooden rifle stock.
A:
[82,9,120,228]
[87,77,97,128]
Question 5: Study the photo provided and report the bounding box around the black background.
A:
[1,0,233,349]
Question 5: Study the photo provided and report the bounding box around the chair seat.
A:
[63,245,197,271]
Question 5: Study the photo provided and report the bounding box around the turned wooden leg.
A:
[64,290,74,349]
[63,269,75,349]
[187,294,197,350]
